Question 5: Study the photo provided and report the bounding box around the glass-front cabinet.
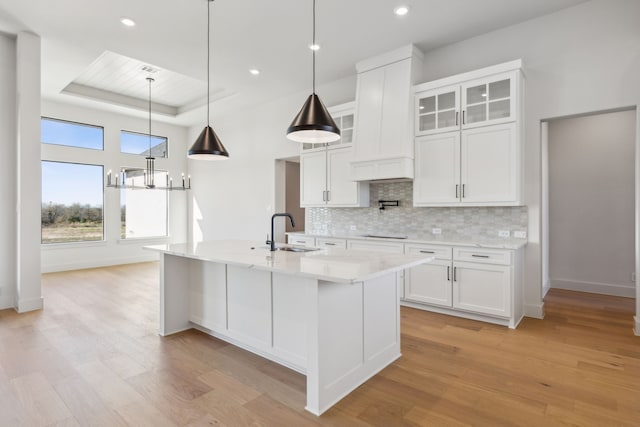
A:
[301,101,355,152]
[414,70,518,136]
[415,87,460,136]
[461,71,516,129]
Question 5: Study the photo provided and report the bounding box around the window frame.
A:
[40,160,106,245]
[41,116,105,151]
[120,129,169,158]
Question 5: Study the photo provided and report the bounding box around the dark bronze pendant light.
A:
[286,0,340,144]
[188,0,229,160]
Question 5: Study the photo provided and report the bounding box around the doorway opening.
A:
[274,157,304,244]
[542,108,637,301]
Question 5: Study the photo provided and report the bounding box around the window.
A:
[121,130,168,158]
[41,161,104,244]
[120,168,168,239]
[41,117,104,150]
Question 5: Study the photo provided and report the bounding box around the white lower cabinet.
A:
[452,261,511,318]
[405,259,452,307]
[316,237,347,249]
[403,244,523,328]
[287,234,316,247]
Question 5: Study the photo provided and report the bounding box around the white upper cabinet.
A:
[300,102,369,208]
[351,45,423,181]
[461,72,517,129]
[415,87,460,136]
[413,60,524,207]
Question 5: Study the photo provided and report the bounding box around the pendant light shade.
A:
[188,0,229,160]
[286,0,340,144]
[188,126,228,160]
[287,93,340,143]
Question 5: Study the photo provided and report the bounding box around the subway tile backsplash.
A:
[306,181,528,239]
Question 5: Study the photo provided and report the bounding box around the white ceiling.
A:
[0,0,588,128]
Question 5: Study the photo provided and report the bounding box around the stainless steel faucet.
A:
[269,213,295,251]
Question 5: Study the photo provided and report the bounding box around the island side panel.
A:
[159,253,192,336]
[305,271,401,415]
[272,273,310,369]
[189,259,227,331]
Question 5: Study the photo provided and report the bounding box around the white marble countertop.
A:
[288,232,527,250]
[145,240,433,284]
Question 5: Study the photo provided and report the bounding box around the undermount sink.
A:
[274,246,320,253]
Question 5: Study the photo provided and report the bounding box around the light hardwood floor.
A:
[1,262,639,426]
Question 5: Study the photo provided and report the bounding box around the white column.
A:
[0,34,17,310]
[15,31,42,312]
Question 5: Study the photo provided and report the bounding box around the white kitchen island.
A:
[145,240,432,415]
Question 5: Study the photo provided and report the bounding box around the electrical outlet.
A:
[498,230,510,238]
[514,231,527,239]
[432,228,442,235]
[350,225,357,231]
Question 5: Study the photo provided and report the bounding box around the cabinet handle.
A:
[462,110,466,124]
[295,240,305,244]
[471,254,490,258]
[327,190,330,201]
[322,190,327,201]
[419,250,435,254]
[462,184,466,198]
[455,111,459,126]
[455,184,459,198]
[324,242,337,246]
[453,266,457,282]
[447,265,450,281]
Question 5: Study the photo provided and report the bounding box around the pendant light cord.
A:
[207,0,212,127]
[312,0,316,94]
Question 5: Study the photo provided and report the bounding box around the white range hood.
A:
[350,45,423,181]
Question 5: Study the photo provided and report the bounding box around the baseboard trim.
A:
[542,279,551,297]
[634,316,640,337]
[551,279,635,298]
[524,302,545,319]
[41,254,158,273]
[0,295,14,310]
[16,296,43,313]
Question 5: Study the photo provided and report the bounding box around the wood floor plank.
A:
[10,371,73,426]
[0,262,637,426]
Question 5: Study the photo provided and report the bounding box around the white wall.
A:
[188,75,356,243]
[0,33,17,309]
[549,110,636,297]
[415,0,640,317]
[41,100,189,272]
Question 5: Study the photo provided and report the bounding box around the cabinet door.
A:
[460,123,517,204]
[300,150,327,207]
[404,259,452,307]
[415,86,460,136]
[452,262,511,317]
[354,67,384,161]
[379,58,412,159]
[461,71,516,129]
[327,148,363,207]
[328,110,355,148]
[414,132,461,206]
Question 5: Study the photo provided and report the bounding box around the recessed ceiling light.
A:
[309,44,320,51]
[394,6,409,16]
[249,68,260,76]
[120,17,136,27]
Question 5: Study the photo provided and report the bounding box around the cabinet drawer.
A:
[287,235,316,247]
[405,244,452,260]
[453,247,511,265]
[316,238,347,249]
[347,240,404,254]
